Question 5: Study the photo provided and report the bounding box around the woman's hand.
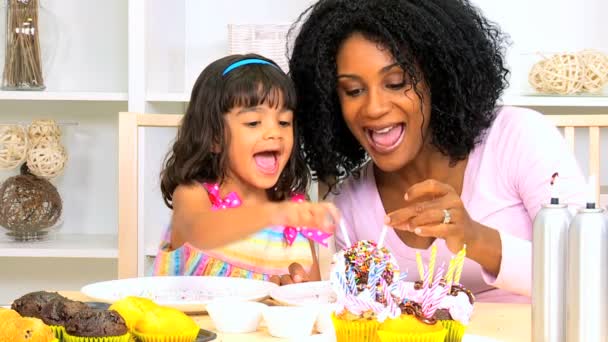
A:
[385,179,481,254]
[273,201,340,233]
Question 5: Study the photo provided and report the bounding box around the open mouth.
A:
[254,150,280,175]
[365,123,405,154]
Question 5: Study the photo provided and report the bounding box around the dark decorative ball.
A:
[0,164,62,236]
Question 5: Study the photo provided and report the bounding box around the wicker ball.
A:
[540,53,585,94]
[580,50,608,93]
[26,141,67,179]
[0,164,62,238]
[28,119,61,145]
[0,124,28,170]
[528,59,547,93]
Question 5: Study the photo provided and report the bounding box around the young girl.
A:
[152,54,340,284]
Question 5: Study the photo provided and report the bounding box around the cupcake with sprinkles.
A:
[330,223,405,342]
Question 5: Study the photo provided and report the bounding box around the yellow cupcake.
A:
[0,307,21,322]
[378,314,446,342]
[0,316,55,342]
[133,306,199,342]
[331,312,381,342]
[109,296,158,330]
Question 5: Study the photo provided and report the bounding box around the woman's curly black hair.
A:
[160,53,310,208]
[288,0,510,188]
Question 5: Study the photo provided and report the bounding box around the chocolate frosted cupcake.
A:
[433,284,475,342]
[64,309,129,342]
[41,298,90,326]
[11,291,64,318]
[40,297,90,340]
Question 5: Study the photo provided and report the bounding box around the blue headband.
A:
[222,58,277,76]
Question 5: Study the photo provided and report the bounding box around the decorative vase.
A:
[2,0,45,90]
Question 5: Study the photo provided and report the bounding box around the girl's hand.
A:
[273,201,340,233]
[270,262,310,285]
[385,179,481,254]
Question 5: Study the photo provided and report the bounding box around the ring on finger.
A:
[442,209,452,224]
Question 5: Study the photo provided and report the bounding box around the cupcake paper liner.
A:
[131,330,199,342]
[331,313,381,342]
[377,315,447,342]
[377,328,447,342]
[63,332,131,342]
[50,325,65,341]
[439,320,466,342]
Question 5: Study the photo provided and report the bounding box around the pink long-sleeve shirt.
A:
[330,106,586,303]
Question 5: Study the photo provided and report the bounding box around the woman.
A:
[286,0,586,302]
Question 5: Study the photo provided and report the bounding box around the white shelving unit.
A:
[0,234,117,258]
[0,91,128,101]
[0,0,607,304]
[502,95,608,107]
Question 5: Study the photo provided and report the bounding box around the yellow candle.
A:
[416,251,424,281]
[428,244,437,283]
[445,257,456,285]
[453,245,467,284]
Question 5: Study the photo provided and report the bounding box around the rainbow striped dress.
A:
[151,183,314,280]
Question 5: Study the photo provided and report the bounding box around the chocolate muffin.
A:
[11,291,65,318]
[40,297,89,326]
[65,309,128,337]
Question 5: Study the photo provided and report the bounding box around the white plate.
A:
[462,334,501,342]
[81,276,278,313]
[270,281,337,306]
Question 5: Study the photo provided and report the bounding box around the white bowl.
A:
[206,298,267,333]
[263,305,319,338]
[315,303,337,334]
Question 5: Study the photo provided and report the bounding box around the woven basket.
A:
[228,24,292,73]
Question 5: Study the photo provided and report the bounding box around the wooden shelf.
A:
[502,95,608,107]
[0,91,128,102]
[0,234,117,258]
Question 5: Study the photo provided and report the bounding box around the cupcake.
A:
[40,297,90,341]
[407,246,473,342]
[0,309,55,342]
[0,307,22,322]
[132,306,199,342]
[330,240,403,342]
[63,309,129,342]
[378,307,445,342]
[109,296,157,330]
[11,291,64,318]
[378,267,449,342]
[433,284,475,342]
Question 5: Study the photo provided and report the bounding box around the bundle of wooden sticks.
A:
[2,0,45,90]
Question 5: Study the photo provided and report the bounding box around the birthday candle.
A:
[445,257,456,285]
[347,268,357,294]
[416,251,425,281]
[421,264,446,318]
[453,245,467,284]
[428,244,437,283]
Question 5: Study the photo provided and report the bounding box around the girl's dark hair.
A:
[160,53,310,208]
[288,0,510,188]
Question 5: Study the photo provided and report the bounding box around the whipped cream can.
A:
[566,176,607,342]
[532,185,571,342]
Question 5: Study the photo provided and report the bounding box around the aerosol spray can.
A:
[532,173,571,342]
[566,175,608,342]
